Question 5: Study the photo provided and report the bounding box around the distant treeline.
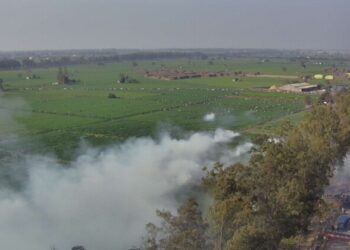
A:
[1,49,349,71]
[0,52,207,70]
[0,59,22,70]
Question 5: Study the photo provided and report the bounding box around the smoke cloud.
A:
[0,93,27,136]
[0,126,252,250]
[327,155,350,194]
[203,112,216,122]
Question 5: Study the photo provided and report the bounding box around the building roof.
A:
[282,83,318,89]
[299,84,319,90]
[288,83,314,88]
[277,83,319,93]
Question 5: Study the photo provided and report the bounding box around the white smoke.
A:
[0,93,27,137]
[0,128,252,250]
[203,112,216,122]
[327,155,350,194]
[329,155,350,181]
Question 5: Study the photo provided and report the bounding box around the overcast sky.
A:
[0,0,349,51]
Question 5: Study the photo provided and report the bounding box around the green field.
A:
[1,58,349,160]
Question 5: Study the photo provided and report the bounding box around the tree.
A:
[145,198,211,250]
[333,91,350,159]
[318,89,333,104]
[0,79,4,91]
[57,67,66,84]
[143,223,159,250]
[57,67,72,84]
[22,57,35,68]
[278,236,303,250]
[0,59,21,70]
[118,73,128,83]
[225,223,278,250]
[71,246,86,250]
[107,93,118,99]
[142,91,350,250]
[118,73,139,84]
[203,96,350,250]
[202,163,254,250]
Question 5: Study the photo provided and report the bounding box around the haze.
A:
[1,0,349,51]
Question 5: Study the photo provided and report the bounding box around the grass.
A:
[1,58,348,160]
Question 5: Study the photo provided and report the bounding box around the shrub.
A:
[107,93,117,99]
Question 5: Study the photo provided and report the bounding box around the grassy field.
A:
[1,58,349,160]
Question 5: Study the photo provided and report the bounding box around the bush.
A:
[72,246,86,250]
[118,73,139,84]
[127,79,139,84]
[107,93,117,99]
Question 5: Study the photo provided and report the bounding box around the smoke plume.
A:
[327,155,350,194]
[203,112,216,122]
[0,126,252,250]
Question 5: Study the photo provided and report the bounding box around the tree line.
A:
[143,91,350,250]
[0,52,208,71]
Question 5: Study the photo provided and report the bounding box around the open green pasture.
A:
[0,58,339,159]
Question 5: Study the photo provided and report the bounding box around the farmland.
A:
[1,58,349,160]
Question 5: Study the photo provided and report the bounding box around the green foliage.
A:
[0,78,4,91]
[334,92,350,156]
[144,198,211,250]
[118,73,139,84]
[118,73,128,83]
[107,93,117,99]
[278,236,303,250]
[57,67,74,84]
[203,92,350,250]
[57,67,67,84]
[225,223,278,250]
[202,163,254,249]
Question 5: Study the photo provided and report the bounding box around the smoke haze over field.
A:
[0,80,255,250]
[203,113,216,122]
[0,125,252,249]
